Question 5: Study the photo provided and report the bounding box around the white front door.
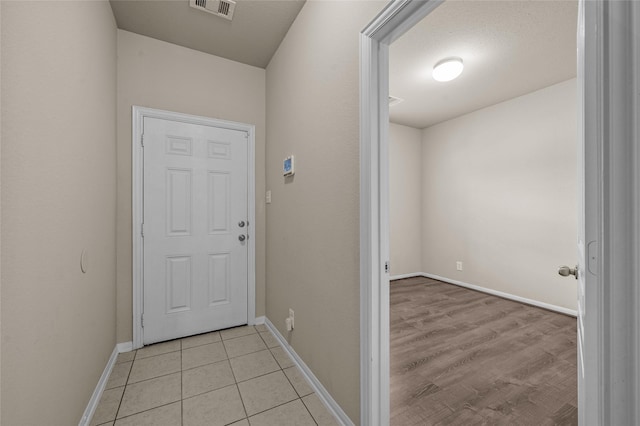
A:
[142,116,249,345]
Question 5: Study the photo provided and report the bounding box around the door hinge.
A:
[141,223,144,238]
[385,261,390,274]
[141,133,145,147]
[141,314,144,328]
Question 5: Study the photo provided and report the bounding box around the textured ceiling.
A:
[109,1,577,127]
[389,0,578,129]
[109,0,306,68]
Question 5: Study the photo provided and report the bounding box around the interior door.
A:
[142,116,249,345]
[576,0,595,422]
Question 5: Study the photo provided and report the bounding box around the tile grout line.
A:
[222,326,250,423]
[112,350,136,423]
[116,346,182,421]
[123,369,181,387]
[109,402,178,424]
[181,356,230,374]
[182,381,239,399]
[240,328,314,423]
[103,327,313,425]
[134,348,181,361]
[300,395,321,426]
[180,331,222,350]
[183,336,282,400]
[219,326,258,343]
[272,333,319,426]
[192,362,283,397]
[246,396,308,421]
[182,328,271,351]
[222,331,258,340]
[285,386,319,424]
[281,362,302,396]
[226,344,272,362]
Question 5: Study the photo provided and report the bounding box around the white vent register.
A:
[190,0,236,20]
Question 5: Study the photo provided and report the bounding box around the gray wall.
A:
[418,79,578,309]
[265,1,384,422]
[1,2,117,423]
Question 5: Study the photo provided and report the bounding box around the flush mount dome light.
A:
[432,57,464,82]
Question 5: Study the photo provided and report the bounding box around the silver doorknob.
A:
[558,265,578,279]
[238,221,246,228]
[238,234,246,242]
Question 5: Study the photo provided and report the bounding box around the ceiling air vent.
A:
[389,96,404,107]
[189,0,236,21]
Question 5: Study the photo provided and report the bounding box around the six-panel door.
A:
[143,117,248,344]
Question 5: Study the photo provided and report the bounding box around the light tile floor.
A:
[91,324,340,426]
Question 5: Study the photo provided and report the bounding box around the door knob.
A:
[238,234,246,242]
[238,221,246,228]
[558,265,578,279]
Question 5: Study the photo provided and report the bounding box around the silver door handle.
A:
[238,221,246,228]
[558,265,578,279]
[238,234,246,242]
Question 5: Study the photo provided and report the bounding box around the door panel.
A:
[143,117,248,345]
[208,171,230,233]
[166,168,192,236]
[166,255,191,313]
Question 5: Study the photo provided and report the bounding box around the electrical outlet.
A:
[289,308,295,329]
[456,261,463,271]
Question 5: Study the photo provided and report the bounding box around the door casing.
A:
[132,106,256,350]
[359,1,640,425]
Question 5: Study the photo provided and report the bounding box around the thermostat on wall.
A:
[283,155,295,176]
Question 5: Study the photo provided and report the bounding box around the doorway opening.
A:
[361,1,640,425]
[387,1,578,423]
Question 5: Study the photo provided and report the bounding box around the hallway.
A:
[91,325,339,426]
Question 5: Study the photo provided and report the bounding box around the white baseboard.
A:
[389,272,423,280]
[79,342,135,426]
[264,318,355,426]
[254,315,266,325]
[117,341,133,353]
[392,272,577,317]
[78,345,119,426]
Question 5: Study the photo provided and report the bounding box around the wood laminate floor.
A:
[391,276,577,426]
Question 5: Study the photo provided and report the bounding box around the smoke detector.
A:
[190,0,236,21]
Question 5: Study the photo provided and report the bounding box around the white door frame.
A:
[359,1,640,425]
[132,106,256,350]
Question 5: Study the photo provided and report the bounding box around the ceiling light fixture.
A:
[432,57,464,82]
